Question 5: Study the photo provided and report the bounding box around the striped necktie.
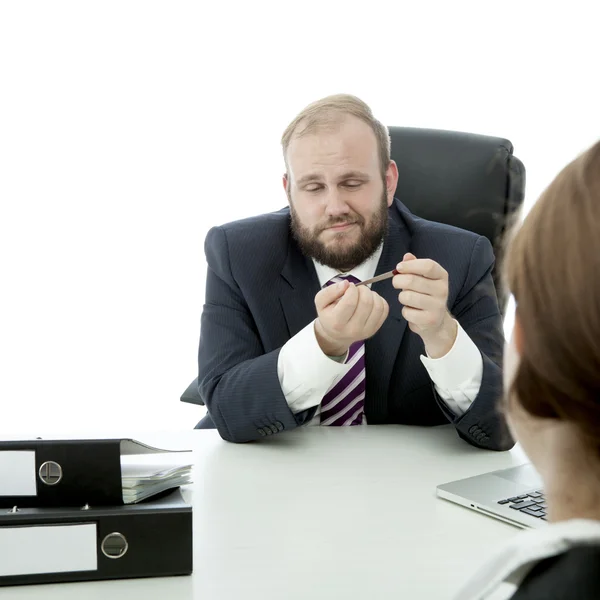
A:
[319,274,365,426]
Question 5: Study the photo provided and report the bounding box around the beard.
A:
[289,191,389,272]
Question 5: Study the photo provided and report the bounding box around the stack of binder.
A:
[0,438,194,586]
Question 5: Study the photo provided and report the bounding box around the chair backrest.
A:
[388,126,525,316]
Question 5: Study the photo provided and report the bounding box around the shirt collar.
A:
[312,243,384,288]
[454,519,600,600]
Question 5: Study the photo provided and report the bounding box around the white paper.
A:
[0,523,98,577]
[0,451,37,496]
[121,453,192,478]
[120,453,193,503]
[120,439,191,455]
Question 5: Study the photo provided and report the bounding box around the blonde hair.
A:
[281,94,391,177]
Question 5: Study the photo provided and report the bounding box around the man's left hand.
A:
[392,253,457,358]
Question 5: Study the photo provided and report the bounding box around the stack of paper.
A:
[120,442,193,504]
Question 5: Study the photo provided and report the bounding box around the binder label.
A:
[0,523,98,577]
[0,451,36,496]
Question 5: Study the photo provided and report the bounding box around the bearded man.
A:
[193,94,511,451]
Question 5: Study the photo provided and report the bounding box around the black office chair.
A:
[388,126,525,313]
[181,126,526,409]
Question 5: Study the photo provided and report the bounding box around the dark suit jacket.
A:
[196,199,513,450]
[511,546,600,599]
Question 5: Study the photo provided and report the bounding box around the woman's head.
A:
[503,141,600,471]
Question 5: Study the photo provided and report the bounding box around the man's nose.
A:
[324,190,350,217]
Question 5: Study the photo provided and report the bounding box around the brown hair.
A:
[281,94,391,178]
[504,141,600,452]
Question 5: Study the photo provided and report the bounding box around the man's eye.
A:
[305,185,322,192]
[344,181,362,188]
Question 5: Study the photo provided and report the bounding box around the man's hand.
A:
[314,280,389,357]
[392,253,457,358]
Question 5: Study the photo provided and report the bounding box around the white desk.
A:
[7,426,528,600]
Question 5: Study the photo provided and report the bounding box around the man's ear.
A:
[283,173,293,205]
[385,161,399,207]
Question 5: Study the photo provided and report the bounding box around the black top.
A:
[511,545,600,600]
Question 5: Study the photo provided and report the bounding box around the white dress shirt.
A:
[453,519,600,600]
[276,245,484,424]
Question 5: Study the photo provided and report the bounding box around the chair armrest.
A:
[180,377,205,406]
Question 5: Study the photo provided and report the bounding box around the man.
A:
[195,94,513,450]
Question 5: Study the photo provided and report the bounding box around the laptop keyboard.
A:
[498,489,547,520]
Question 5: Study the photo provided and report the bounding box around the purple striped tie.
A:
[319,274,365,426]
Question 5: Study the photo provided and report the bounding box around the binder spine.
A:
[0,502,193,586]
[0,440,123,508]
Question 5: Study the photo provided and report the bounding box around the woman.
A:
[455,140,600,600]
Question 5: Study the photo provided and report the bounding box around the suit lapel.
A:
[279,240,321,338]
[364,218,411,423]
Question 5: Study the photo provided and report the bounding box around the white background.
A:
[1,1,597,434]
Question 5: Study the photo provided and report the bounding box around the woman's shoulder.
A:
[511,544,600,600]
[453,520,600,600]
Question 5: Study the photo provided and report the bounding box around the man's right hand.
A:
[314,280,389,357]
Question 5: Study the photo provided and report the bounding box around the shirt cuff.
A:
[419,320,483,392]
[277,319,351,413]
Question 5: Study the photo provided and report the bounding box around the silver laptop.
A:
[437,463,547,529]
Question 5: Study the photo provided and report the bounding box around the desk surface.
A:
[7,426,528,600]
